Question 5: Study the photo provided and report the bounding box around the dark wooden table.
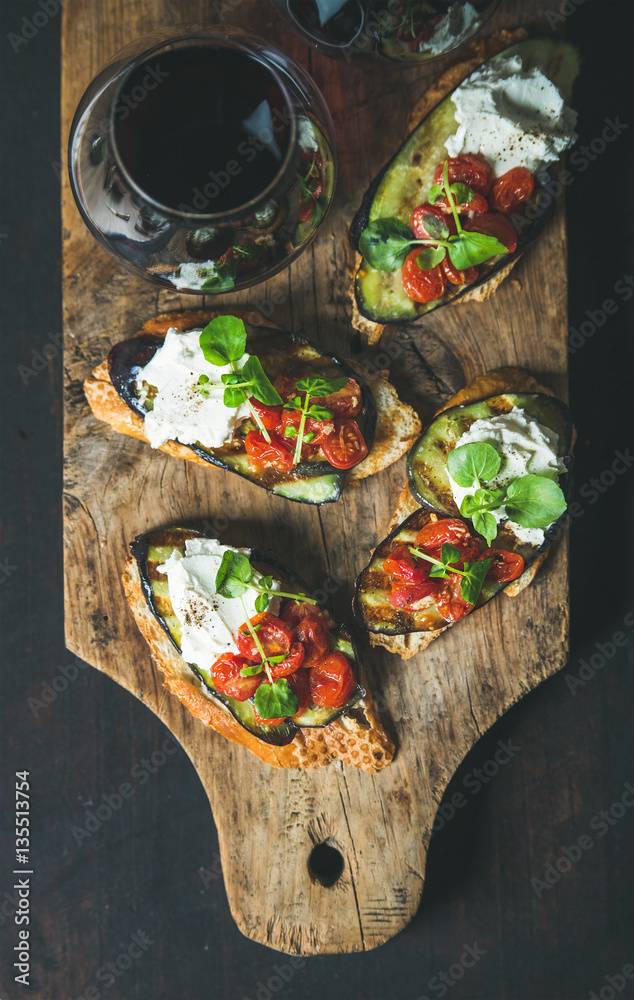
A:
[1,2,633,998]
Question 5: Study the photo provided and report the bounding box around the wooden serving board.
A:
[62,0,569,954]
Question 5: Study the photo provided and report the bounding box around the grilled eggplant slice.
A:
[350,38,580,325]
[131,526,364,746]
[109,324,376,506]
[353,508,536,637]
[407,390,573,557]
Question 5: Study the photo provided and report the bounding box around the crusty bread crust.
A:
[369,366,559,658]
[84,310,420,483]
[122,555,395,772]
[352,27,530,340]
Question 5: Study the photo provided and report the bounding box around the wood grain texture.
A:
[62,0,569,954]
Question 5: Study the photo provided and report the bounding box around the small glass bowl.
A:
[68,25,337,294]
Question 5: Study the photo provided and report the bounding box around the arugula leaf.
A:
[460,558,492,605]
[199,315,246,366]
[417,246,446,270]
[242,355,283,406]
[215,550,253,598]
[359,218,416,272]
[447,231,509,269]
[421,214,450,241]
[254,679,299,720]
[240,663,264,677]
[504,474,567,528]
[295,375,348,397]
[448,441,501,487]
[472,510,498,546]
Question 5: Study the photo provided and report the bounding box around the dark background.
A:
[1,2,633,998]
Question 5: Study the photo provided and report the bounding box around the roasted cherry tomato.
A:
[402,251,446,303]
[280,409,335,453]
[433,154,493,196]
[415,518,476,551]
[268,642,305,679]
[248,397,283,431]
[320,377,363,418]
[289,668,311,719]
[383,544,430,584]
[463,213,518,254]
[244,430,295,472]
[441,256,478,286]
[291,614,330,668]
[489,167,535,214]
[410,203,456,240]
[236,612,292,661]
[479,547,525,582]
[210,653,261,702]
[389,580,439,609]
[309,651,356,708]
[321,420,368,470]
[280,600,324,628]
[435,576,473,623]
[435,191,489,216]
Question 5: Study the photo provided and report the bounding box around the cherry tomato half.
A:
[268,642,305,679]
[433,154,493,196]
[479,547,525,582]
[383,544,431,585]
[410,203,456,240]
[435,576,473,623]
[291,614,330,668]
[309,651,356,709]
[289,669,311,719]
[389,580,439,609]
[280,409,334,453]
[402,251,446,304]
[435,191,489,216]
[321,420,368,470]
[280,600,324,629]
[211,653,261,702]
[248,397,283,431]
[441,256,478,287]
[489,168,535,214]
[236,612,292,661]
[463,213,518,254]
[415,518,476,551]
[244,430,295,472]
[320,377,363,418]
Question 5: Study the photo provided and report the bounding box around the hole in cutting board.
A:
[308,839,345,887]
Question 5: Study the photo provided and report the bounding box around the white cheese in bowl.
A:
[134,327,251,450]
[444,54,577,175]
[157,537,280,671]
[448,407,566,546]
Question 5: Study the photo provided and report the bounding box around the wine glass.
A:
[68,25,337,294]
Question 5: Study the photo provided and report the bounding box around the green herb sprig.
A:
[359,161,509,274]
[214,549,319,721]
[283,375,347,465]
[198,316,282,442]
[408,542,492,606]
[447,441,567,545]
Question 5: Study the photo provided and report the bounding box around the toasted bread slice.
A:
[351,28,529,343]
[84,310,420,484]
[369,366,559,658]
[122,555,394,772]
